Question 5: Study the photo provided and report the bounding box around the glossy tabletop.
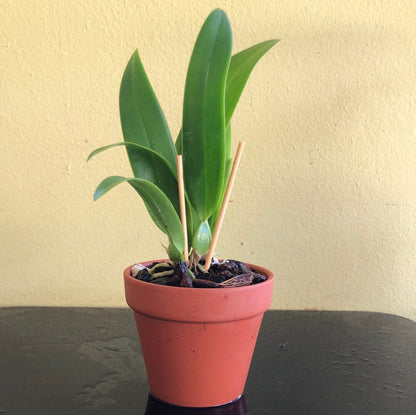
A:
[1,307,416,414]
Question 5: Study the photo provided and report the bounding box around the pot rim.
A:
[124,259,274,323]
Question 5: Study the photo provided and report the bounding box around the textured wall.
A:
[2,0,416,319]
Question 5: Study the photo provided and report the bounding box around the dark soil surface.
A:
[131,259,267,288]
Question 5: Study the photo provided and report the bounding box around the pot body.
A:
[124,261,274,408]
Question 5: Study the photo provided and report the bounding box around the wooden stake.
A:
[176,155,188,262]
[205,141,245,270]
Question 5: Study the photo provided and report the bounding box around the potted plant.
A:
[89,9,278,408]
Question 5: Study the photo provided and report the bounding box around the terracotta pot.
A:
[124,261,274,408]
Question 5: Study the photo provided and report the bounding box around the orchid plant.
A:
[89,9,278,265]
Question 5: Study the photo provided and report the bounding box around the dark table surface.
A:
[1,307,416,414]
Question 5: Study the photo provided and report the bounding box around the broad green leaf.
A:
[94,176,184,257]
[225,39,279,122]
[176,40,278,193]
[88,141,179,214]
[120,49,177,176]
[182,9,232,222]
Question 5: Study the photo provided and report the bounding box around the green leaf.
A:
[185,197,197,245]
[120,49,177,174]
[176,39,278,204]
[94,176,184,257]
[93,176,128,201]
[224,124,232,174]
[87,141,175,176]
[209,125,232,231]
[209,156,232,230]
[178,125,231,238]
[225,39,279,123]
[175,128,183,155]
[167,242,183,262]
[192,220,212,255]
[88,141,179,214]
[128,179,184,256]
[182,9,232,222]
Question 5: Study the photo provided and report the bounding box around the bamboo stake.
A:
[205,141,245,271]
[176,155,189,262]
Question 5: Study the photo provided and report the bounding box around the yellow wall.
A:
[2,0,416,319]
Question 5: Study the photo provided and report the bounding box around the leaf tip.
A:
[93,189,102,201]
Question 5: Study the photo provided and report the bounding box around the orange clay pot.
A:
[124,261,274,408]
